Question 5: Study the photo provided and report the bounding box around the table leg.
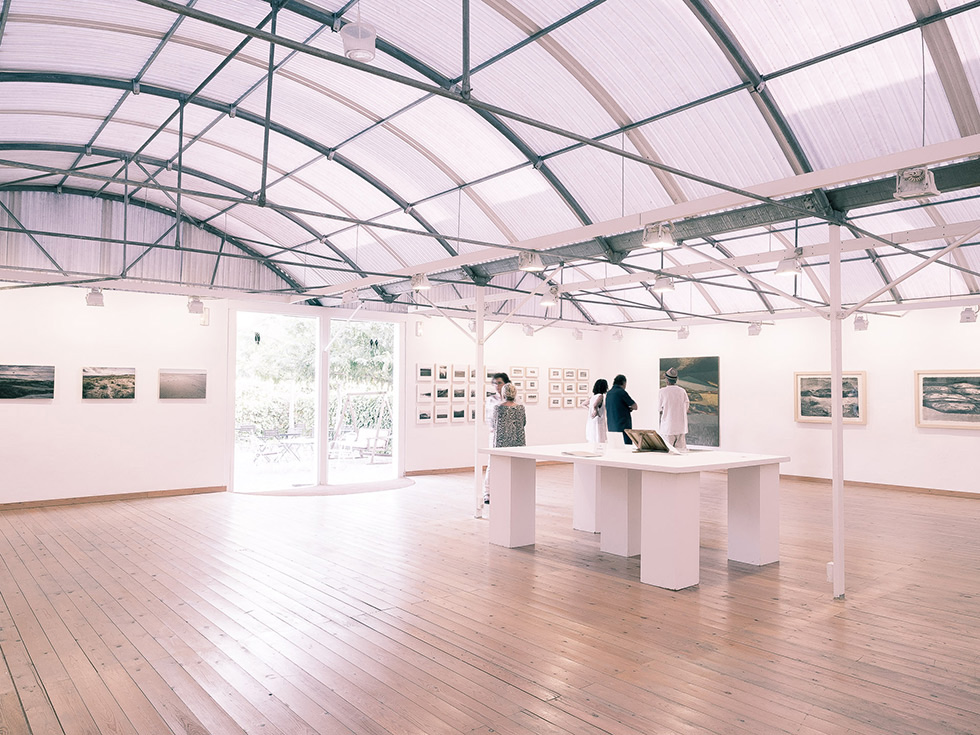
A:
[640,471,700,589]
[727,464,780,565]
[573,462,601,533]
[598,467,641,557]
[488,455,537,548]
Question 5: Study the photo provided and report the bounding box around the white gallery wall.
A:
[0,287,230,503]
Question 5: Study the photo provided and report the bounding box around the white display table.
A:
[484,443,789,590]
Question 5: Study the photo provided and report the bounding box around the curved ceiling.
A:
[1,0,979,332]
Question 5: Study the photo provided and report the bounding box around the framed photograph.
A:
[511,366,525,378]
[525,379,538,391]
[452,364,468,382]
[469,386,477,400]
[435,364,450,382]
[159,369,206,400]
[417,384,434,402]
[549,395,562,408]
[795,372,867,424]
[660,357,720,447]
[468,405,477,422]
[549,367,562,380]
[550,382,562,394]
[0,364,55,399]
[563,368,576,380]
[451,405,467,422]
[452,386,467,400]
[81,367,136,400]
[525,392,539,403]
[577,382,589,394]
[577,368,589,381]
[563,395,576,408]
[564,382,576,394]
[434,407,450,424]
[435,386,450,402]
[512,380,523,391]
[416,363,434,381]
[526,367,539,378]
[486,369,496,380]
[915,371,980,429]
[416,405,433,424]
[469,366,477,381]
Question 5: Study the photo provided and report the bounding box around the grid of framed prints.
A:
[548,368,590,407]
[508,367,539,402]
[416,363,477,425]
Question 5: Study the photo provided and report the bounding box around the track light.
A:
[748,322,762,336]
[612,328,624,342]
[652,275,674,292]
[677,326,689,340]
[85,288,104,307]
[572,328,583,341]
[854,314,869,331]
[960,307,977,324]
[539,284,560,307]
[523,324,534,337]
[774,250,802,277]
[517,250,545,272]
[341,289,361,306]
[410,273,431,291]
[187,296,204,314]
[641,221,674,248]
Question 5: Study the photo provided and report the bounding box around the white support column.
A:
[474,286,486,518]
[829,224,846,599]
[318,315,331,487]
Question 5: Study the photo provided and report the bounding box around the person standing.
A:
[584,378,608,447]
[605,374,637,444]
[483,372,509,504]
[658,366,690,451]
[493,383,526,449]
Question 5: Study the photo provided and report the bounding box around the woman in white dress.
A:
[585,378,608,446]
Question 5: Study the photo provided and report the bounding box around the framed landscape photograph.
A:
[660,356,720,447]
[563,395,576,408]
[525,367,539,378]
[434,407,450,424]
[82,367,136,399]
[564,382,576,394]
[563,368,576,380]
[0,364,55,399]
[435,386,450,402]
[915,371,980,429]
[525,379,538,391]
[577,382,589,394]
[549,396,562,408]
[416,363,433,381]
[416,406,433,424]
[159,369,206,400]
[795,372,867,424]
[452,364,468,382]
[468,405,476,422]
[550,382,562,394]
[549,367,562,380]
[452,387,467,400]
[511,366,525,378]
[451,405,467,422]
[417,384,434,402]
[435,364,450,382]
[525,392,539,403]
[577,368,589,381]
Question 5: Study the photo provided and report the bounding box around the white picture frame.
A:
[526,379,538,390]
[452,364,468,382]
[434,407,450,424]
[436,364,450,382]
[452,386,467,401]
[416,405,433,424]
[549,396,562,408]
[577,382,589,394]
[511,366,525,378]
[550,382,562,394]
[577,368,589,381]
[417,385,434,402]
[563,368,576,380]
[435,386,450,402]
[564,382,576,394]
[416,363,434,381]
[526,367,539,378]
[549,367,562,380]
[563,395,576,408]
[525,392,539,403]
[451,405,467,422]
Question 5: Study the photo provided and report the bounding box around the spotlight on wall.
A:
[517,250,545,272]
[641,221,674,248]
[523,324,535,337]
[854,314,869,331]
[747,322,762,336]
[410,273,431,291]
[612,328,624,342]
[85,288,104,307]
[677,326,690,340]
[199,308,210,327]
[187,296,205,314]
[539,284,560,307]
[652,275,674,292]
[960,306,978,324]
[341,289,361,307]
[572,328,583,341]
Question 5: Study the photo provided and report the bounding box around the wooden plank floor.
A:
[0,467,978,735]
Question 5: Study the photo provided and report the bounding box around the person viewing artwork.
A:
[483,372,510,504]
[493,382,526,448]
[605,373,637,444]
[658,366,690,451]
[584,378,608,446]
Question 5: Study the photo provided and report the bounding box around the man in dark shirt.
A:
[605,373,638,444]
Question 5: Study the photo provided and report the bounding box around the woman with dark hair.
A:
[585,378,608,446]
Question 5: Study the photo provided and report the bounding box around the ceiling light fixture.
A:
[677,326,690,340]
[410,273,431,291]
[539,284,560,307]
[748,322,762,336]
[774,249,803,277]
[339,2,376,62]
[572,328,583,341]
[85,288,104,307]
[468,319,477,333]
[641,221,674,249]
[612,328,624,342]
[652,275,674,292]
[894,167,939,199]
[517,250,545,272]
[187,296,204,314]
[960,307,977,324]
[854,314,869,331]
[523,324,534,337]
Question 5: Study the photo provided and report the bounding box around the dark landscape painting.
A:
[795,372,866,424]
[159,369,207,399]
[659,356,720,447]
[916,372,980,429]
[0,364,55,399]
[82,367,136,399]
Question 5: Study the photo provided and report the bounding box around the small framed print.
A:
[549,396,562,408]
[563,368,576,380]
[469,366,477,381]
[526,379,538,390]
[511,366,525,378]
[453,386,467,400]
[526,367,539,378]
[550,382,562,394]
[512,380,524,391]
[577,368,589,381]
[486,369,495,380]
[451,405,467,422]
[434,407,450,424]
[435,386,450,402]
[549,367,562,380]
[468,405,477,422]
[525,392,539,403]
[469,386,477,400]
[416,405,433,424]
[436,364,450,382]
[416,363,434,381]
[564,382,576,394]
[452,364,468,382]
[417,385,434,402]
[563,395,576,408]
[577,382,589,394]
[486,389,496,398]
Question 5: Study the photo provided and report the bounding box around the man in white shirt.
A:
[658,367,690,451]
